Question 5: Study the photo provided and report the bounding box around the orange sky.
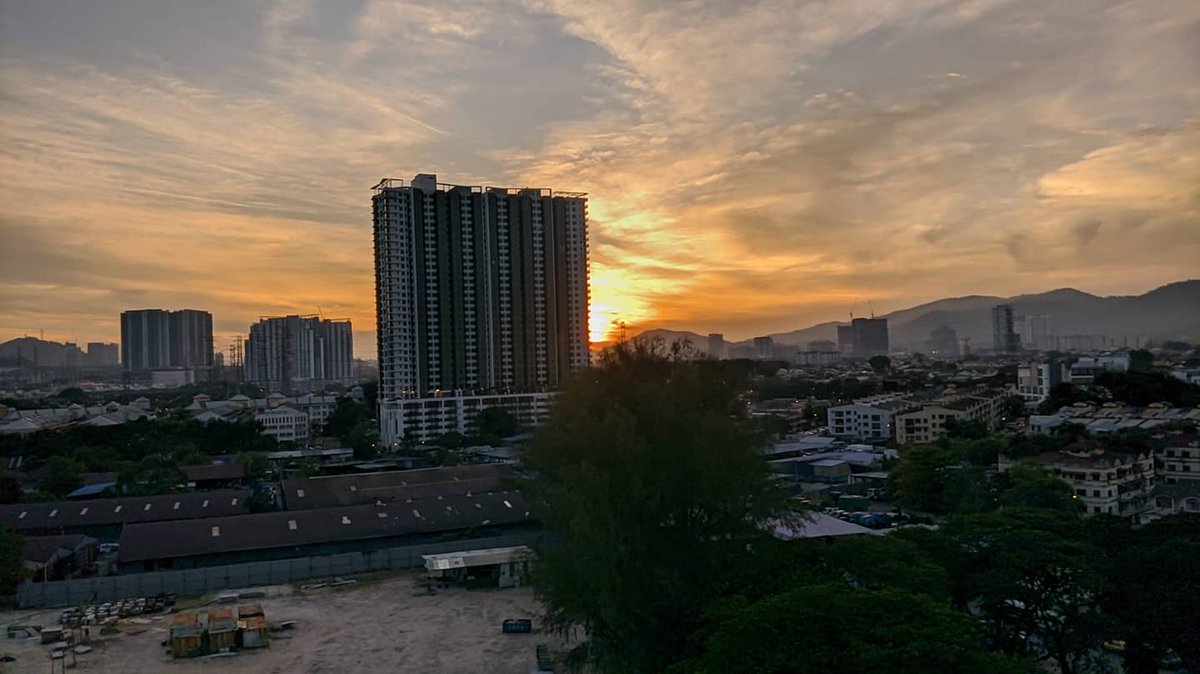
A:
[1,1,1198,358]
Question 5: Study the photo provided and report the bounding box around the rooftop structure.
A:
[281,464,516,510]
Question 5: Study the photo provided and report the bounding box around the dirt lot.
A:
[0,572,567,673]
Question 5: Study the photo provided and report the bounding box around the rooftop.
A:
[0,490,251,531]
[281,464,517,510]
[118,490,534,562]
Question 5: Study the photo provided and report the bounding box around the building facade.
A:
[244,316,354,394]
[1001,450,1155,518]
[894,390,1007,445]
[827,395,918,442]
[1069,354,1130,385]
[254,405,310,443]
[1016,360,1070,404]
[991,304,1020,354]
[838,318,889,358]
[85,342,120,367]
[372,174,588,443]
[707,333,726,360]
[121,309,213,374]
[380,391,555,444]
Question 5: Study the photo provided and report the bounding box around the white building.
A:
[1016,361,1070,404]
[254,405,310,443]
[826,395,918,443]
[380,391,555,445]
[1069,354,1130,384]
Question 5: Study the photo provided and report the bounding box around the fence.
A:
[16,532,547,609]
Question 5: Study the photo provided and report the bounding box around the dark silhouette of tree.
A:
[868,354,891,375]
[525,340,789,673]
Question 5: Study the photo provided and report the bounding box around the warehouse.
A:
[0,490,252,540]
[280,464,517,510]
[118,489,536,569]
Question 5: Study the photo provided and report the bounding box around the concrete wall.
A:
[17,532,546,609]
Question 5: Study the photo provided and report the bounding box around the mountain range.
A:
[633,280,1200,353]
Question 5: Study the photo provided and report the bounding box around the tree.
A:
[474,407,519,441]
[1129,349,1154,372]
[669,584,1031,674]
[1002,395,1027,422]
[0,526,26,595]
[39,456,85,497]
[325,397,368,438]
[1099,515,1200,673]
[889,445,958,513]
[1038,383,1092,414]
[946,510,1109,674]
[0,473,21,504]
[868,354,891,375]
[525,341,789,673]
[346,419,379,460]
[236,451,269,481]
[998,462,1078,512]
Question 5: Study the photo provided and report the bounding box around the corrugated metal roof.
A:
[0,490,252,531]
[281,464,517,510]
[118,490,535,562]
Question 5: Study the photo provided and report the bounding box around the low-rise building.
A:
[380,391,555,445]
[1016,361,1070,405]
[894,390,1007,445]
[1069,354,1130,385]
[1001,449,1155,518]
[254,405,309,443]
[827,395,918,442]
[1029,403,1200,435]
[1157,433,1200,484]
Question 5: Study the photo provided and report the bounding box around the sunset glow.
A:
[1,1,1197,357]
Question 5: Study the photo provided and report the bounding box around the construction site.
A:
[0,571,567,673]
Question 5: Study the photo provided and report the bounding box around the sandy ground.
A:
[0,573,568,674]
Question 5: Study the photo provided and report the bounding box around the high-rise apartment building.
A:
[837,318,890,358]
[85,342,120,367]
[244,315,354,394]
[169,309,214,369]
[707,333,726,359]
[992,304,1021,354]
[1023,314,1055,351]
[372,173,589,444]
[121,309,214,374]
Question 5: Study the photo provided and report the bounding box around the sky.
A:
[1,0,1197,359]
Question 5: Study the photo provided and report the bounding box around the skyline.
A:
[2,1,1198,359]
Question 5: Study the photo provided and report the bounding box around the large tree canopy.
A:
[525,341,789,673]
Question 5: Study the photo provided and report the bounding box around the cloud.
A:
[1,0,1198,352]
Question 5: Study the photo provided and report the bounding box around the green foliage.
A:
[998,462,1078,512]
[1098,515,1200,673]
[346,419,379,460]
[40,455,85,497]
[1128,349,1154,372]
[117,454,187,495]
[525,340,788,673]
[324,397,369,439]
[943,510,1110,674]
[0,474,20,504]
[0,417,278,480]
[1095,370,1200,407]
[889,444,958,513]
[1038,383,1092,414]
[0,526,26,594]
[236,451,269,481]
[945,417,991,440]
[670,584,1031,674]
[474,407,520,441]
[1002,395,1027,421]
